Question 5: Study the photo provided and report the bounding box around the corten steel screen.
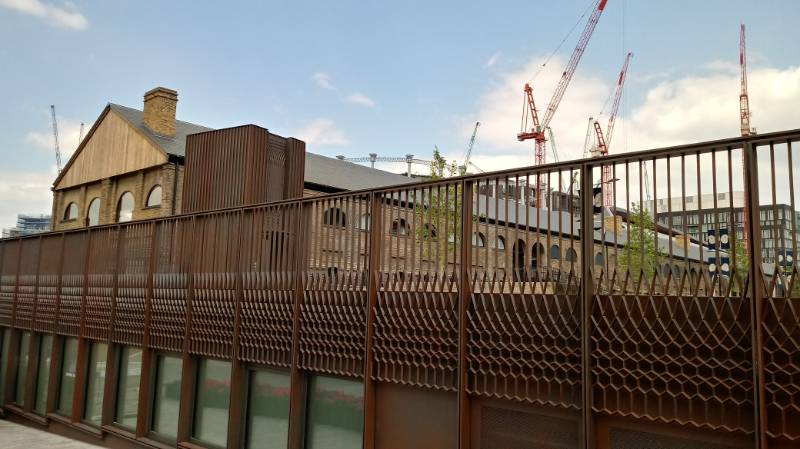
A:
[0,129,799,449]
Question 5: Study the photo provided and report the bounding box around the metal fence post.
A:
[580,162,596,449]
[227,210,247,449]
[743,140,766,449]
[363,192,383,449]
[288,202,310,449]
[458,179,474,449]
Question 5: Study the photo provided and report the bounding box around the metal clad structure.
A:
[1,129,800,448]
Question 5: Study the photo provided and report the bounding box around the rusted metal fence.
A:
[2,129,800,449]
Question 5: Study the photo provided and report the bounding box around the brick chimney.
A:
[143,87,178,137]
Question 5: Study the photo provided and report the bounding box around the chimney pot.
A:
[143,87,178,137]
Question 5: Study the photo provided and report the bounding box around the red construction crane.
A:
[593,52,633,206]
[518,0,609,167]
[740,24,753,254]
[740,24,753,137]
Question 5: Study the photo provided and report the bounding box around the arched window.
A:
[662,263,671,277]
[565,248,577,262]
[422,223,437,239]
[672,265,682,278]
[391,218,408,236]
[358,214,371,231]
[323,208,346,228]
[494,235,506,250]
[146,185,162,207]
[86,198,100,226]
[550,244,561,260]
[116,192,135,223]
[531,243,545,267]
[472,232,486,247]
[594,252,604,266]
[63,202,78,221]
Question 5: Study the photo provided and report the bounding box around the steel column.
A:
[458,180,474,449]
[743,140,767,449]
[362,192,383,449]
[580,163,596,449]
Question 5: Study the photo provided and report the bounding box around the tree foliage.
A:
[618,205,665,282]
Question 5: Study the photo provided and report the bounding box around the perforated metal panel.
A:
[479,405,577,449]
[609,428,741,449]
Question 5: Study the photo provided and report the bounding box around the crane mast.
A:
[739,24,753,254]
[593,52,633,206]
[459,121,480,175]
[517,0,608,206]
[50,105,62,173]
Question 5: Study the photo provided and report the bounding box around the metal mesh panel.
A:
[479,405,578,449]
[609,428,741,449]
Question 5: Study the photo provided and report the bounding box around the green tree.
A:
[618,205,665,284]
[414,148,461,264]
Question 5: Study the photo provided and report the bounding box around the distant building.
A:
[634,191,800,264]
[1,214,51,238]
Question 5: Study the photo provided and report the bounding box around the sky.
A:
[1,0,800,229]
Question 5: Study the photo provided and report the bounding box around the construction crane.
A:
[336,153,432,178]
[459,121,481,175]
[592,52,633,206]
[739,24,754,252]
[517,0,609,204]
[50,105,62,173]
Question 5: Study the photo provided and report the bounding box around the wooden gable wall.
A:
[55,109,168,190]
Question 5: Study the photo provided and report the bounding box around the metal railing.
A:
[2,128,800,448]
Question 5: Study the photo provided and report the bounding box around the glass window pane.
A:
[305,376,364,449]
[34,334,53,414]
[58,338,79,414]
[114,346,142,429]
[87,198,101,226]
[117,192,135,223]
[152,355,182,440]
[83,342,108,425]
[146,186,162,207]
[246,370,291,449]
[16,332,31,405]
[193,359,231,447]
[0,328,10,404]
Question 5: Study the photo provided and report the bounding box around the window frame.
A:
[147,351,184,445]
[63,202,79,222]
[33,333,54,416]
[242,366,292,449]
[86,197,101,227]
[303,373,365,449]
[112,345,143,431]
[56,336,79,417]
[116,191,135,223]
[81,340,109,427]
[189,357,233,449]
[145,185,163,208]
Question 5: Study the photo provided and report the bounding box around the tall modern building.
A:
[1,214,51,238]
[634,191,800,264]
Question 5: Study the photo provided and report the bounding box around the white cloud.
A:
[295,119,350,146]
[460,55,800,174]
[454,55,608,172]
[25,114,86,163]
[344,92,376,108]
[486,51,501,68]
[0,0,88,30]
[0,170,54,230]
[312,72,336,91]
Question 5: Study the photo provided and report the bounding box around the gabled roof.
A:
[109,103,213,157]
[54,102,414,192]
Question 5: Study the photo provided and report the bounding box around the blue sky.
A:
[1,0,800,228]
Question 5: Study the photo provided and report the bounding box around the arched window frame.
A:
[565,248,577,262]
[145,185,163,208]
[63,202,78,221]
[472,232,486,247]
[116,191,135,223]
[494,235,506,250]
[323,208,347,228]
[86,198,101,227]
[391,218,409,236]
